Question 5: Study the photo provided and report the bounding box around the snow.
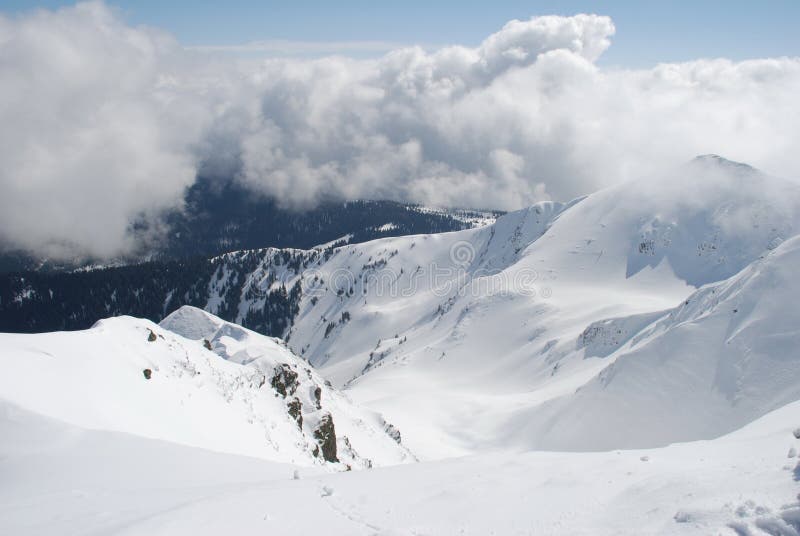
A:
[2,157,800,534]
[1,397,798,535]
[0,401,309,536]
[0,308,411,468]
[516,235,800,451]
[409,204,501,228]
[313,233,354,249]
[266,157,800,458]
[98,156,800,460]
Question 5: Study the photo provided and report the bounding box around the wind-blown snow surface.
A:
[1,398,799,535]
[0,307,412,468]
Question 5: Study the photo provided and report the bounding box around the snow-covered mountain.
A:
[2,156,800,535]
[229,155,800,457]
[0,306,412,468]
[0,187,499,274]
[514,233,800,450]
[8,156,796,458]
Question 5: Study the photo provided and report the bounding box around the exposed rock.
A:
[287,397,303,429]
[270,364,299,397]
[384,422,402,444]
[203,339,212,351]
[313,413,338,463]
[147,329,157,342]
[142,368,152,380]
[313,386,322,409]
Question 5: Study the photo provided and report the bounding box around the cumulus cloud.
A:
[0,1,212,259]
[1,2,799,259]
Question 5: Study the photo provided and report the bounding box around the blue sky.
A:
[4,0,799,66]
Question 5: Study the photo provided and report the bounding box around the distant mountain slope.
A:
[516,234,800,450]
[4,156,800,458]
[0,178,500,274]
[161,178,500,260]
[0,306,412,467]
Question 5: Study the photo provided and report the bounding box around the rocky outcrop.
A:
[313,386,322,409]
[287,397,303,429]
[270,364,298,397]
[158,306,416,468]
[313,413,338,463]
[384,423,402,444]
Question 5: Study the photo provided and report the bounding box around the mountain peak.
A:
[690,154,756,173]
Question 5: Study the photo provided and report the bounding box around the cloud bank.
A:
[1,1,799,259]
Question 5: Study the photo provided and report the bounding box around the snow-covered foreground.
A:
[2,398,799,535]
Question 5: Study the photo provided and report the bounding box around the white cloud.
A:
[0,1,212,259]
[1,2,799,259]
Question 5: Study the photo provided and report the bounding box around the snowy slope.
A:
[0,401,310,536]
[89,156,800,458]
[2,156,800,534]
[2,396,798,536]
[0,307,412,468]
[289,156,797,375]
[519,233,800,450]
[266,156,800,457]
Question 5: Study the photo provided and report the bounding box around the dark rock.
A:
[313,386,322,409]
[270,364,299,397]
[203,339,212,351]
[142,368,152,380]
[313,413,338,463]
[287,397,303,429]
[384,423,402,443]
[147,329,157,342]
[324,322,336,338]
